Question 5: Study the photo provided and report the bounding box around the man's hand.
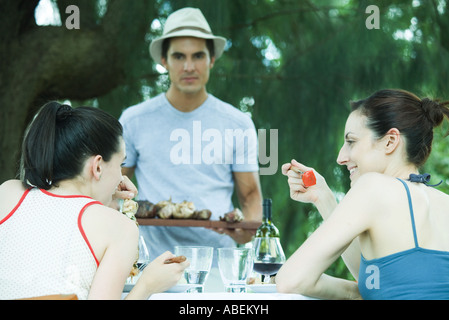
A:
[209,226,256,244]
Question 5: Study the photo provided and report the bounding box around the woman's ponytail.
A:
[20,102,66,189]
[20,101,122,190]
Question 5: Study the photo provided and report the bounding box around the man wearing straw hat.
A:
[120,8,262,291]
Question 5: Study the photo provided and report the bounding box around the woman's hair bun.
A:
[421,98,444,127]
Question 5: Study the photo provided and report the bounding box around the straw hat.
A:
[149,7,227,65]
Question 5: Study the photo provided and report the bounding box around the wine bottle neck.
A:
[262,205,272,223]
[257,199,279,237]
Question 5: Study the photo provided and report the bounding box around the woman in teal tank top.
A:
[277,89,449,299]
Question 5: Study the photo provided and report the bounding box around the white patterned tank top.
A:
[0,188,101,300]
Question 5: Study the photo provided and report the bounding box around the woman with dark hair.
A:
[0,102,188,300]
[277,89,449,299]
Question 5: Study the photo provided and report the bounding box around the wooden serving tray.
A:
[136,218,261,230]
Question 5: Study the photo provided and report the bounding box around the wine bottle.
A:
[255,198,280,238]
[253,199,285,282]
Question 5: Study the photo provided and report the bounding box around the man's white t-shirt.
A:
[119,93,259,262]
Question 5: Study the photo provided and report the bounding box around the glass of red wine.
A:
[252,237,286,284]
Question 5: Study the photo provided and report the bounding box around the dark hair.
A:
[161,38,215,60]
[350,89,449,167]
[20,101,123,190]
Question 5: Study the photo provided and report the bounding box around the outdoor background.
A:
[1,0,448,280]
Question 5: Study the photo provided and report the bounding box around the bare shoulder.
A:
[83,203,138,235]
[0,180,28,219]
[426,183,449,208]
[81,203,139,262]
[0,179,26,194]
[342,173,404,214]
[349,172,399,197]
[428,184,449,198]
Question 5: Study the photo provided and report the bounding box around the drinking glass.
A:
[174,246,213,293]
[126,236,150,285]
[218,247,253,293]
[137,235,150,270]
[252,237,286,284]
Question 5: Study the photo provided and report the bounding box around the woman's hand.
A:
[138,251,189,295]
[281,159,328,205]
[110,175,138,210]
[114,175,138,200]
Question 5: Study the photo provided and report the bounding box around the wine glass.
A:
[126,236,150,285]
[252,237,286,284]
[137,235,150,271]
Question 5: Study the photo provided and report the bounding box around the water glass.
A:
[218,247,253,293]
[174,246,213,293]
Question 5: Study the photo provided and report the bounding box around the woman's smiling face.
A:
[336,110,388,186]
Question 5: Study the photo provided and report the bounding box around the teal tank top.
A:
[358,178,449,300]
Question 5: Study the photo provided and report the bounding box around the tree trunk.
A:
[0,0,154,182]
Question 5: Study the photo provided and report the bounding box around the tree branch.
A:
[10,0,154,101]
[0,0,39,43]
[225,6,356,31]
[430,0,449,52]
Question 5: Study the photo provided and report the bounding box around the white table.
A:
[123,269,316,300]
[149,292,314,300]
[121,290,315,300]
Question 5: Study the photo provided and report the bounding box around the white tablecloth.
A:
[121,290,315,300]
[122,268,316,300]
[149,292,314,300]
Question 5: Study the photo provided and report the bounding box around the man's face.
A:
[161,37,215,96]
